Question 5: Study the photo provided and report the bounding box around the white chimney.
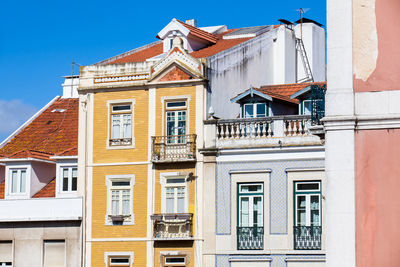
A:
[294,22,326,82]
[185,19,197,27]
[62,76,79,98]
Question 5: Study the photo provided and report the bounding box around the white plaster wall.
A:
[62,77,79,98]
[206,30,276,119]
[273,26,297,85]
[31,161,56,197]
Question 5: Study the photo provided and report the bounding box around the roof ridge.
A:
[177,20,219,43]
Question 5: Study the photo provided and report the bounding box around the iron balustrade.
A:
[109,138,132,146]
[293,226,322,250]
[150,213,193,239]
[151,134,196,162]
[237,226,264,250]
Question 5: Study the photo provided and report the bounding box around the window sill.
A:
[105,214,135,226]
[106,139,135,150]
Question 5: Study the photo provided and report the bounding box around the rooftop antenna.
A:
[71,60,81,91]
[296,8,310,40]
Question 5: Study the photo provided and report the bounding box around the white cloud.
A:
[0,99,38,140]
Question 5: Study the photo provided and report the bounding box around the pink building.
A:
[325,0,400,267]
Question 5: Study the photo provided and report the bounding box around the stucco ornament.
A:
[353,0,378,81]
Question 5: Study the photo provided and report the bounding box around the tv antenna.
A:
[71,60,81,92]
[296,8,310,40]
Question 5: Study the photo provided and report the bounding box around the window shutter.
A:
[43,241,65,267]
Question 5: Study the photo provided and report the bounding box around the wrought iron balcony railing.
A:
[237,226,264,250]
[293,226,322,250]
[109,138,132,146]
[150,213,193,239]
[151,134,196,162]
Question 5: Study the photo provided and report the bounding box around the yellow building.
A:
[78,29,207,266]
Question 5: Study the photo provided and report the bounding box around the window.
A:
[108,256,130,267]
[61,167,77,192]
[164,177,187,213]
[106,175,134,225]
[43,240,65,267]
[9,169,26,194]
[242,103,267,118]
[294,181,321,227]
[0,241,12,266]
[238,183,263,227]
[110,103,132,146]
[302,100,312,115]
[164,256,186,267]
[165,101,187,144]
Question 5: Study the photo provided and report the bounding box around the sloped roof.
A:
[100,23,273,64]
[32,178,56,198]
[0,97,78,159]
[232,82,326,105]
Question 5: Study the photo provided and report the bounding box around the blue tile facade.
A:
[216,160,324,235]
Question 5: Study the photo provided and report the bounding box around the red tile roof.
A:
[191,37,252,58]
[0,182,4,199]
[0,97,78,159]
[177,20,218,43]
[32,178,56,198]
[106,42,163,64]
[56,147,78,157]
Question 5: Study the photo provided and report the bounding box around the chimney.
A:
[185,19,197,27]
[62,75,79,98]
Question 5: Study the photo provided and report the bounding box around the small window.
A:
[106,176,134,225]
[43,240,65,267]
[61,167,77,192]
[164,256,186,266]
[166,101,186,108]
[163,176,187,214]
[9,169,26,194]
[0,241,12,266]
[242,103,267,118]
[302,100,312,115]
[110,103,133,147]
[109,256,130,266]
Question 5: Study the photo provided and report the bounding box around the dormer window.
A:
[10,169,26,194]
[61,167,77,192]
[302,100,312,115]
[242,103,268,118]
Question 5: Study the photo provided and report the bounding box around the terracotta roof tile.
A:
[258,82,326,104]
[0,182,4,199]
[177,20,218,43]
[0,97,78,159]
[56,147,78,157]
[7,150,55,161]
[32,178,56,198]
[191,37,252,58]
[106,42,163,64]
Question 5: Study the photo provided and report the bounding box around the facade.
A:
[324,0,400,267]
[78,18,326,267]
[202,83,326,267]
[0,77,82,267]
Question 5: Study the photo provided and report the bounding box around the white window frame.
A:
[0,240,13,267]
[302,99,312,115]
[55,159,78,198]
[5,163,31,199]
[242,103,267,118]
[104,252,134,267]
[107,99,136,150]
[105,175,135,225]
[60,166,77,192]
[160,172,189,214]
[294,181,322,227]
[161,95,191,139]
[238,183,264,227]
[164,256,186,266]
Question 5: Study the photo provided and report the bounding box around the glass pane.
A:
[253,197,263,227]
[244,104,254,118]
[111,190,119,215]
[62,168,69,191]
[166,178,185,184]
[303,100,312,115]
[241,184,262,193]
[297,196,306,209]
[166,101,186,108]
[112,181,130,186]
[71,168,77,191]
[296,195,306,226]
[311,195,320,226]
[240,197,249,227]
[166,187,174,213]
[112,105,130,112]
[123,115,131,138]
[256,103,266,117]
[112,115,121,139]
[297,182,319,191]
[11,170,18,193]
[177,187,185,213]
[122,190,130,215]
[20,170,26,193]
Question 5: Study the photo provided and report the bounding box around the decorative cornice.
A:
[321,116,356,131]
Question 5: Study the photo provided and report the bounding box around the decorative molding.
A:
[321,116,356,131]
[94,74,149,84]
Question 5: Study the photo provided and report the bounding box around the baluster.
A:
[293,120,298,136]
[299,119,304,135]
[267,121,273,137]
[221,124,226,139]
[286,120,291,136]
[303,119,309,135]
[262,122,267,137]
[249,122,253,138]
[256,122,261,138]
[230,123,234,139]
[240,122,245,138]
[235,122,240,138]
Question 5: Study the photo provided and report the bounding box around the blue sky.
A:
[0,0,326,141]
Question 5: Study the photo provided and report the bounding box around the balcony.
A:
[293,226,322,250]
[150,213,193,240]
[204,115,322,150]
[237,226,264,250]
[151,134,196,163]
